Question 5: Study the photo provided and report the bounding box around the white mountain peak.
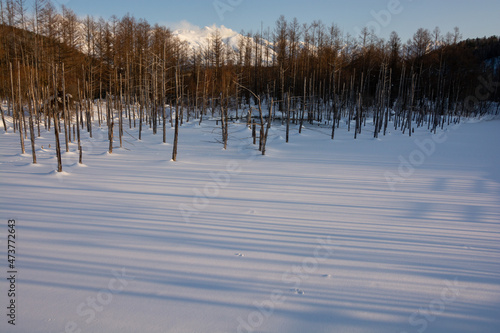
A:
[171,21,275,63]
[173,22,239,48]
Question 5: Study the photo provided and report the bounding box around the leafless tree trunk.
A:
[53,65,62,172]
[76,81,83,164]
[172,66,180,161]
[62,64,69,152]
[107,92,113,154]
[119,74,123,148]
[0,104,7,132]
[28,66,37,164]
[14,62,25,153]
[261,98,273,156]
[286,93,290,143]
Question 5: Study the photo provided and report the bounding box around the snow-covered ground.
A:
[0,113,499,333]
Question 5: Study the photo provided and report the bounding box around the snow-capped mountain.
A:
[173,24,241,51]
[172,22,275,63]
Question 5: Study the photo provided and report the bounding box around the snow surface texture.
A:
[0,114,499,333]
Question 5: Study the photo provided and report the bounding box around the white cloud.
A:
[161,20,203,33]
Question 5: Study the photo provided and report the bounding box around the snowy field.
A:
[0,114,499,333]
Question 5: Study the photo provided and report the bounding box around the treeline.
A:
[0,0,499,167]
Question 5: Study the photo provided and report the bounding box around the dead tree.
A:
[286,93,290,143]
[261,98,274,155]
[236,81,266,152]
[52,66,63,172]
[0,105,7,132]
[299,77,306,134]
[107,92,114,154]
[11,62,25,153]
[172,66,180,161]
[27,68,37,164]
[62,64,69,152]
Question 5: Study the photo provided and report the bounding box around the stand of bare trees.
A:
[0,1,498,168]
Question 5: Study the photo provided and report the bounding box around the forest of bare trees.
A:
[1,0,499,168]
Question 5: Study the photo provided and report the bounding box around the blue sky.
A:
[50,0,499,41]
